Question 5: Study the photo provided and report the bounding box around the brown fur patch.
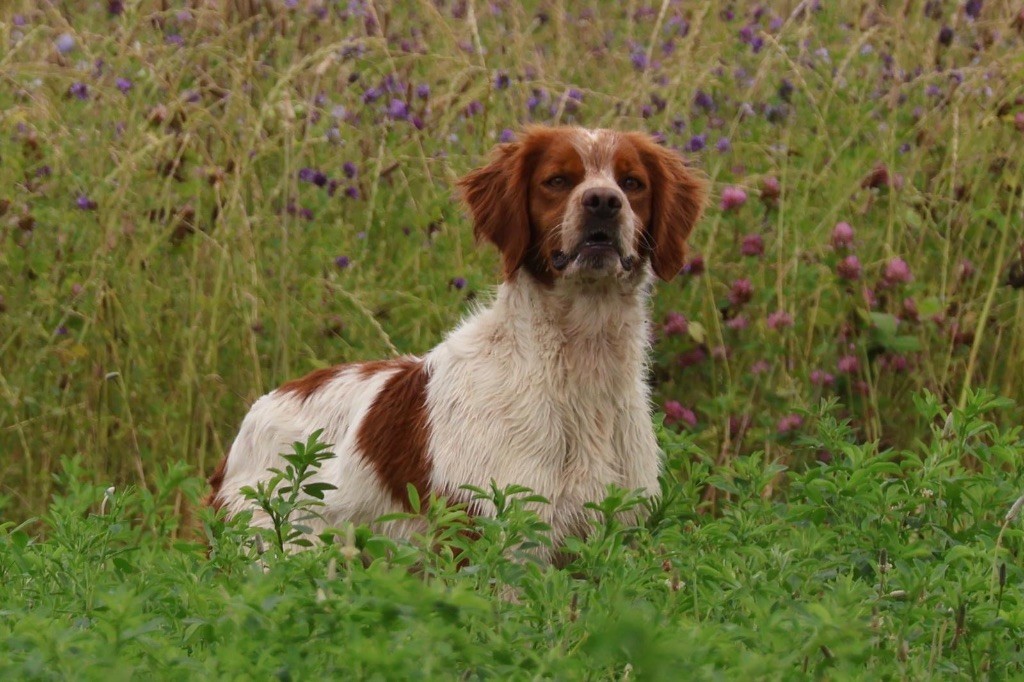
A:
[355,359,433,510]
[356,359,407,379]
[621,132,708,281]
[277,365,345,402]
[458,126,565,286]
[204,456,228,511]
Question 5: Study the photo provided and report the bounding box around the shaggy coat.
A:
[207,126,707,554]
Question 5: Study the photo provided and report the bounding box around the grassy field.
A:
[1,0,1024,678]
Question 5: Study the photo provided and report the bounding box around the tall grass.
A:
[1,3,1022,517]
[2,3,1024,677]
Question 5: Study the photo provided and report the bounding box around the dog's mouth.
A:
[552,229,636,273]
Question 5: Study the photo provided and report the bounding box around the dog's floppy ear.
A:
[457,137,533,280]
[631,134,708,282]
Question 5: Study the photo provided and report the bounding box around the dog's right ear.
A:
[457,139,532,280]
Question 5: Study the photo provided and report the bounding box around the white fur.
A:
[215,275,661,545]
[425,275,661,549]
[217,365,405,532]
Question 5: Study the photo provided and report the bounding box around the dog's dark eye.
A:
[620,176,644,192]
[545,176,568,189]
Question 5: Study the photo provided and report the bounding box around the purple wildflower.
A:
[498,128,516,143]
[728,278,754,307]
[115,77,132,93]
[863,286,878,309]
[55,33,76,54]
[883,257,913,285]
[693,90,715,112]
[837,355,859,374]
[463,100,484,117]
[778,79,794,102]
[766,310,793,330]
[810,369,835,387]
[298,168,328,187]
[715,137,731,152]
[836,255,862,281]
[334,255,351,269]
[663,401,697,428]
[493,71,510,89]
[68,82,89,100]
[345,186,360,199]
[740,233,764,257]
[416,84,430,99]
[760,176,780,204]
[831,222,855,249]
[881,354,909,373]
[76,195,97,210]
[387,98,409,120]
[777,414,803,434]
[663,312,688,337]
[677,347,708,369]
[902,297,919,322]
[342,162,357,179]
[938,26,954,46]
[720,186,747,211]
[630,50,649,71]
[726,314,749,331]
[964,0,983,19]
[686,134,706,152]
[451,277,467,290]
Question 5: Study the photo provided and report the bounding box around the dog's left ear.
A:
[457,139,532,280]
[631,135,708,282]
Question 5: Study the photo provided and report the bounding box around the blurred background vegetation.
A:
[1,0,1022,518]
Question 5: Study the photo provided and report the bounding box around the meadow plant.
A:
[1,1,1023,676]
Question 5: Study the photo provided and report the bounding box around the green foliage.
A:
[1,390,1022,678]
[239,428,338,552]
[2,0,1023,515]
[1,1,1024,678]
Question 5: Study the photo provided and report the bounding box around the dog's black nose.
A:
[582,188,622,219]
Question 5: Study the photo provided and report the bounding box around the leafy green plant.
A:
[2,1,1024,678]
[238,428,338,553]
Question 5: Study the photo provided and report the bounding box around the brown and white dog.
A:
[207,126,707,555]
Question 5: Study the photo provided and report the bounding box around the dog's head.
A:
[458,126,707,286]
